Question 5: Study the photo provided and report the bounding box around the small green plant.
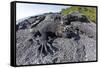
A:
[61,6,96,23]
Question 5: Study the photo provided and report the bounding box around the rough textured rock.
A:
[16,11,97,65]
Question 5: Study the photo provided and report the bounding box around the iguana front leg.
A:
[37,32,58,56]
[37,33,48,56]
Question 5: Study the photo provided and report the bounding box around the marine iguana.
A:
[29,14,64,56]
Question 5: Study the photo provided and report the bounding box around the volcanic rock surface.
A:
[16,11,97,65]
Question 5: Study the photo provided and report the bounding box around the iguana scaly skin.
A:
[29,14,65,56]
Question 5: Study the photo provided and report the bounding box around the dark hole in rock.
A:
[28,39,33,44]
[63,17,71,25]
[53,58,58,63]
[64,21,71,25]
[34,31,41,37]
[74,35,80,41]
[66,31,76,39]
[46,31,57,40]
[75,27,79,31]
[46,44,53,55]
[70,16,78,22]
[79,15,90,23]
[80,31,84,34]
